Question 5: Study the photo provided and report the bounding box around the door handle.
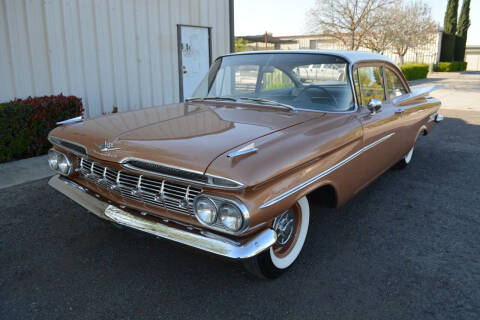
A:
[395,108,404,114]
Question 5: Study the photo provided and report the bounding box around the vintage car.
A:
[48,51,443,279]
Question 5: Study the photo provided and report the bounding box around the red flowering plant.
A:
[0,94,83,163]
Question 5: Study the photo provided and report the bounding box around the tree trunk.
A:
[399,54,405,65]
[351,31,355,50]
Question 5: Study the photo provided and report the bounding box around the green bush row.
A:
[0,94,83,163]
[400,64,429,81]
[434,61,468,72]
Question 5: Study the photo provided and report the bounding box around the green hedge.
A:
[434,61,468,72]
[400,63,429,81]
[0,94,83,163]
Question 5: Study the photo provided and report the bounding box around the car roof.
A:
[220,50,396,66]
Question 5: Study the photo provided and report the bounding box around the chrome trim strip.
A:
[56,116,83,125]
[259,132,396,209]
[120,157,204,175]
[48,175,276,259]
[227,143,258,158]
[48,135,88,156]
[120,157,246,190]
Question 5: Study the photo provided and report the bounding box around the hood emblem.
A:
[97,141,120,152]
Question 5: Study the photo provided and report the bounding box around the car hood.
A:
[50,102,323,173]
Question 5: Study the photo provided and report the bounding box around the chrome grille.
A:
[79,158,202,215]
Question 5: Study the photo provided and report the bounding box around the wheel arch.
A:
[418,125,428,137]
[304,181,338,209]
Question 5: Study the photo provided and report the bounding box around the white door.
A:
[179,26,210,100]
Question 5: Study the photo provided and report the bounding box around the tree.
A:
[234,37,249,52]
[363,7,396,54]
[457,0,471,38]
[390,1,437,64]
[444,0,459,35]
[307,0,393,50]
[455,0,471,61]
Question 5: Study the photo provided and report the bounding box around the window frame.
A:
[383,66,408,101]
[353,63,387,107]
[352,61,411,108]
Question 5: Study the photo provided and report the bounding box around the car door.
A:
[353,63,407,188]
[383,65,427,157]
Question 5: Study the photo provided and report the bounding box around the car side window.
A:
[385,68,407,99]
[355,66,385,106]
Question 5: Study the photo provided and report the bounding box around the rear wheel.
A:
[243,197,310,279]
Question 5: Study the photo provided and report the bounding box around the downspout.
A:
[229,0,235,53]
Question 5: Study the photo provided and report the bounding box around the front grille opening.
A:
[125,160,208,184]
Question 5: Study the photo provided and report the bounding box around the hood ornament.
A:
[97,141,120,152]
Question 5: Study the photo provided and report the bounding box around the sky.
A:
[235,0,480,45]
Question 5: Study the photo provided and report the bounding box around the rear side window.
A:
[385,68,407,99]
[355,66,385,106]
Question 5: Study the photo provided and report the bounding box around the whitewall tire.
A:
[396,145,415,169]
[243,196,310,279]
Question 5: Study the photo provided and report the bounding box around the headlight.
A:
[48,149,59,170]
[48,149,72,175]
[194,196,217,224]
[219,203,243,231]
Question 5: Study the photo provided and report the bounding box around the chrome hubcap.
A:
[273,209,295,247]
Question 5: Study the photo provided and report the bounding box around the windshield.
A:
[191,53,354,112]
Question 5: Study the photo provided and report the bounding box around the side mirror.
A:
[367,99,382,115]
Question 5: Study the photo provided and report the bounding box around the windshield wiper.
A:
[186,96,237,102]
[238,97,297,113]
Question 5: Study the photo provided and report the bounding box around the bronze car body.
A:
[48,51,442,277]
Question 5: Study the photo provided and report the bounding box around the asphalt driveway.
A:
[1,107,479,319]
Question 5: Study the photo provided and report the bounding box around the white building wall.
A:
[0,0,231,117]
[465,46,480,71]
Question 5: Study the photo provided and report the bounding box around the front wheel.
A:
[243,197,310,279]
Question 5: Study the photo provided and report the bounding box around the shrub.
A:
[400,63,429,81]
[434,61,468,72]
[0,94,83,163]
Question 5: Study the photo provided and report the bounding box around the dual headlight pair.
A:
[194,196,247,233]
[48,149,73,176]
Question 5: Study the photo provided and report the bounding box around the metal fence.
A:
[243,32,442,65]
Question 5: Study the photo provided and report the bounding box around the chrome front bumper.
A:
[48,175,276,259]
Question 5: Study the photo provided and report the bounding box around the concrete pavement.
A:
[0,155,52,189]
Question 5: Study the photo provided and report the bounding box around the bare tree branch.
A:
[307,0,394,50]
[389,1,437,64]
